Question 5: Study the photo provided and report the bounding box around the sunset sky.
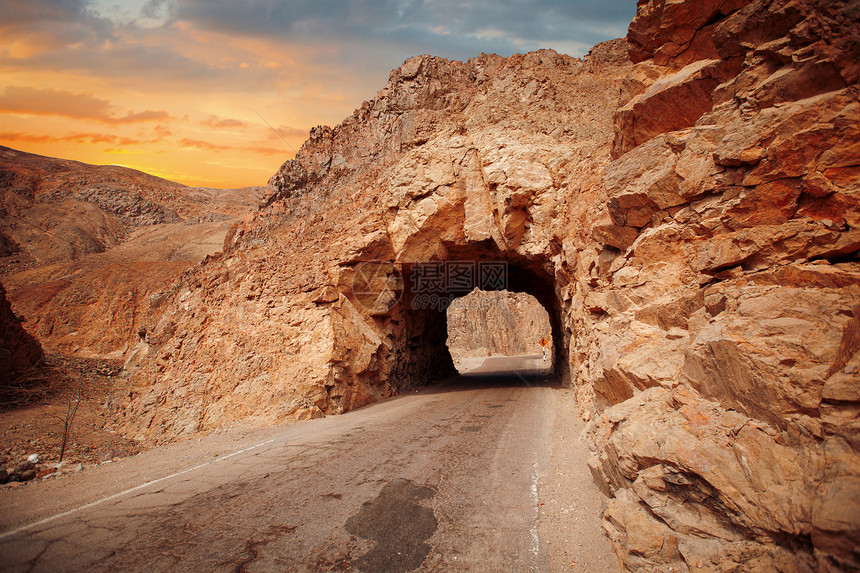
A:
[1,0,635,188]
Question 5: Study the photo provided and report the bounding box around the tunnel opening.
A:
[387,240,566,389]
[446,288,554,377]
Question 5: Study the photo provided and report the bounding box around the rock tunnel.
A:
[376,240,567,389]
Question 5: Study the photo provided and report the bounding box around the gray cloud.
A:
[3,0,635,86]
[0,0,274,89]
[167,0,635,58]
[1,0,637,130]
[0,0,114,52]
[154,0,636,99]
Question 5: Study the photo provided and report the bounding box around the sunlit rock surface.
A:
[118,0,859,569]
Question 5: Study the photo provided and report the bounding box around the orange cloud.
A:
[179,138,286,156]
[273,125,308,139]
[118,110,172,123]
[201,115,247,128]
[153,124,173,137]
[0,131,150,146]
[0,86,172,124]
[0,132,58,144]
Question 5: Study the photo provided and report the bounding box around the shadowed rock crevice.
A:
[0,282,43,386]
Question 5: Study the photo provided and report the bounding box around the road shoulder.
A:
[539,387,621,572]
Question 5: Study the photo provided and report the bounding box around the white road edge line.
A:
[0,436,279,541]
[530,460,540,558]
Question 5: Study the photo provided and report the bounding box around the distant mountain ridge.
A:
[0,145,265,359]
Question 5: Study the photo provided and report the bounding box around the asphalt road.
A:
[0,369,614,572]
[458,355,550,376]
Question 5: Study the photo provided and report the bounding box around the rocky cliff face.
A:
[118,0,859,569]
[446,289,552,367]
[118,42,632,436]
[584,1,860,569]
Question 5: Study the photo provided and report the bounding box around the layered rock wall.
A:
[119,0,859,569]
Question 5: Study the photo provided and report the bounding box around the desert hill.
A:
[0,146,265,359]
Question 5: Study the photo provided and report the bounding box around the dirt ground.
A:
[0,353,143,478]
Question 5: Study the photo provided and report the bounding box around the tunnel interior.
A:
[390,240,565,387]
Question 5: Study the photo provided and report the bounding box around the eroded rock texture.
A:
[586,1,860,569]
[119,0,859,569]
